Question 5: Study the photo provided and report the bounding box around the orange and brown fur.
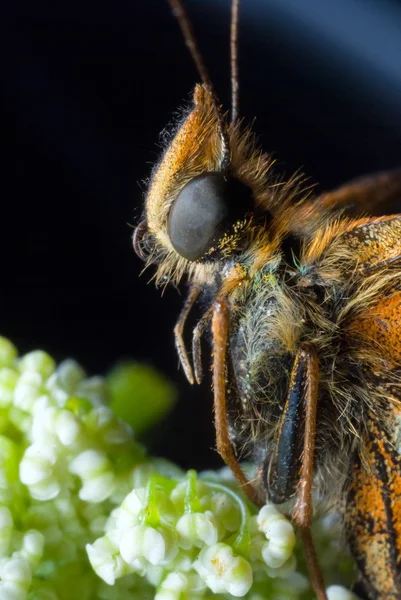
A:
[136,85,401,599]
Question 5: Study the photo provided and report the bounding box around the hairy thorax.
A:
[224,253,401,504]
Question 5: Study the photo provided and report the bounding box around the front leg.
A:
[174,285,200,384]
[212,299,263,506]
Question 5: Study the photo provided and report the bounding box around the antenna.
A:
[167,0,231,168]
[230,0,240,123]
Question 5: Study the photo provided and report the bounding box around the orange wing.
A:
[345,410,401,600]
[312,168,401,217]
[339,215,401,272]
[302,212,401,274]
[348,289,401,369]
[345,267,401,598]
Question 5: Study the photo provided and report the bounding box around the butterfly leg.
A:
[192,306,213,384]
[293,346,327,600]
[212,299,263,506]
[213,303,327,597]
[174,286,200,384]
[265,344,327,600]
[193,264,248,384]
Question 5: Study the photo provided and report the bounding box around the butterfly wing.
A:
[345,405,401,600]
[313,168,401,217]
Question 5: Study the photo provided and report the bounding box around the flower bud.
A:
[86,535,131,585]
[14,372,44,413]
[194,542,253,597]
[176,512,218,549]
[69,450,115,503]
[19,530,45,571]
[19,443,60,501]
[18,351,55,380]
[0,338,18,369]
[119,525,177,567]
[0,556,32,599]
[327,585,358,600]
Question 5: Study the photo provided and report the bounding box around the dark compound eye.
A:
[167,172,253,261]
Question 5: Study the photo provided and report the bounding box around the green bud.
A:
[0,338,18,369]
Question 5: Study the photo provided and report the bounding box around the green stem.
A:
[138,474,177,526]
[202,480,252,558]
[184,470,202,514]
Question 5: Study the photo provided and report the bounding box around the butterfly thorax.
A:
[216,233,400,504]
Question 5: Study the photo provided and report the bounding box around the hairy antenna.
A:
[230,0,240,123]
[167,0,231,168]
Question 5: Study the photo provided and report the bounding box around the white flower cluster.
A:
[87,473,302,598]
[0,336,153,599]
[0,336,356,599]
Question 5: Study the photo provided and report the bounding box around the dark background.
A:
[5,0,401,468]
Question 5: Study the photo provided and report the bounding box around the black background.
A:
[6,0,401,468]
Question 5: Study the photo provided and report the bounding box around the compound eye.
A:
[167,172,252,261]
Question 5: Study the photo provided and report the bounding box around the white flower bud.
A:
[30,395,52,419]
[170,480,208,512]
[69,449,109,478]
[327,585,358,600]
[14,372,44,412]
[209,492,240,532]
[77,377,108,407]
[0,581,27,600]
[19,530,45,570]
[79,472,116,503]
[154,571,206,600]
[130,463,158,489]
[45,372,69,406]
[194,543,253,597]
[217,466,236,482]
[112,489,146,531]
[151,459,184,480]
[19,443,60,501]
[120,525,177,567]
[18,351,55,380]
[176,512,218,549]
[31,404,81,448]
[85,406,113,430]
[30,405,57,443]
[54,410,82,446]
[0,556,32,599]
[19,443,56,485]
[265,553,297,579]
[261,520,296,569]
[120,525,165,566]
[145,564,165,587]
[86,535,131,585]
[0,338,18,369]
[257,503,286,535]
[87,406,131,445]
[155,572,188,600]
[69,450,115,503]
[257,504,296,569]
[53,360,86,394]
[170,551,193,573]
